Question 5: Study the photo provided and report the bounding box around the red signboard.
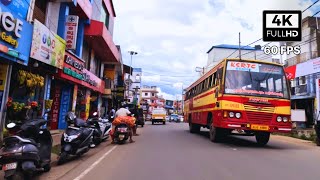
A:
[51,85,61,129]
[284,65,297,80]
[57,51,105,93]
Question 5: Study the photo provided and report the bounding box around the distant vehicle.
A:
[135,108,145,127]
[151,108,167,125]
[184,58,292,146]
[170,114,180,123]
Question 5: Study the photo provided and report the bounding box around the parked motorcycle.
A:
[58,112,94,165]
[87,112,112,145]
[0,111,52,179]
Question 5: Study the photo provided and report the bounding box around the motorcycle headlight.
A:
[64,133,81,142]
[277,116,282,122]
[283,117,288,122]
[235,113,241,119]
[229,112,235,118]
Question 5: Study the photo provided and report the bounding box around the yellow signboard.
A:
[0,64,8,91]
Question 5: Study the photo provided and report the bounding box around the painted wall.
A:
[46,2,61,33]
[207,48,272,68]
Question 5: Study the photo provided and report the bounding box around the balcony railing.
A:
[285,51,318,67]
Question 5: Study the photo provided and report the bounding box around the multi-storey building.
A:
[0,0,122,132]
[205,44,275,74]
[125,68,142,104]
[284,16,320,128]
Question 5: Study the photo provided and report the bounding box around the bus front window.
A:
[224,61,289,99]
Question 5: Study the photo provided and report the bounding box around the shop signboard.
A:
[72,85,78,111]
[30,20,66,69]
[65,15,79,50]
[58,86,71,129]
[58,51,105,93]
[0,64,8,91]
[51,85,61,129]
[285,57,320,79]
[0,3,33,65]
[0,0,30,19]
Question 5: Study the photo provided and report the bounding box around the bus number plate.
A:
[251,124,269,131]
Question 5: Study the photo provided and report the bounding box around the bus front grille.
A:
[246,111,273,124]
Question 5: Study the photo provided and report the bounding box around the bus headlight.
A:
[283,117,288,122]
[229,112,235,118]
[277,116,282,122]
[235,113,241,119]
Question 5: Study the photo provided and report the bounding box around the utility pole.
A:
[239,32,241,60]
[127,51,138,102]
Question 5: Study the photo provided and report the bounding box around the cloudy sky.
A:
[112,0,318,100]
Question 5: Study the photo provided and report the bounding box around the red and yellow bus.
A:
[184,58,291,146]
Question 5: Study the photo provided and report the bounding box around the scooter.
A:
[58,112,94,165]
[88,112,112,145]
[0,111,52,179]
[114,123,130,144]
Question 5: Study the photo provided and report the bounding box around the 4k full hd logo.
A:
[263,10,301,41]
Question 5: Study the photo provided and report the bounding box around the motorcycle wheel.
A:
[5,170,25,180]
[57,152,68,165]
[43,163,51,172]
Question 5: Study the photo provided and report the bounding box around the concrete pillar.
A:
[57,3,69,38]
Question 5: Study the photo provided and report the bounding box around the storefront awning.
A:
[84,20,120,63]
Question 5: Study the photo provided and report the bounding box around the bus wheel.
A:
[209,125,222,142]
[255,132,270,146]
[189,122,200,133]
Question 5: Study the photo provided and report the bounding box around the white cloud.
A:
[113,0,318,98]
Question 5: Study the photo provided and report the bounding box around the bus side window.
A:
[217,68,223,85]
[213,72,217,87]
[208,75,213,88]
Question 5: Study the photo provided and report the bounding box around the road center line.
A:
[73,145,118,180]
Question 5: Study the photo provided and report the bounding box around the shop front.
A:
[0,2,33,127]
[285,57,319,128]
[53,51,104,129]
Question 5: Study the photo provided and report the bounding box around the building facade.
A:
[125,68,142,105]
[205,44,274,74]
[284,16,320,128]
[0,0,122,132]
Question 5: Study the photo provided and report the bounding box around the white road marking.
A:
[73,145,118,180]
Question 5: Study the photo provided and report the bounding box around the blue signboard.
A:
[58,86,72,129]
[0,3,33,66]
[1,0,31,19]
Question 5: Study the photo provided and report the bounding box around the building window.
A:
[145,93,148,96]
[152,93,155,96]
[33,0,49,24]
[101,4,110,29]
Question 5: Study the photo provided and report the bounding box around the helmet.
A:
[65,111,76,123]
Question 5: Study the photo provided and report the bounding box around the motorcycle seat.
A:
[4,136,37,146]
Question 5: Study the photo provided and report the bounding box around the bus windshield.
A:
[224,61,289,99]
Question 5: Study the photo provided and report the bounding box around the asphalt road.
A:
[2,122,319,180]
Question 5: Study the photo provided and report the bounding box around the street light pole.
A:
[127,51,138,102]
